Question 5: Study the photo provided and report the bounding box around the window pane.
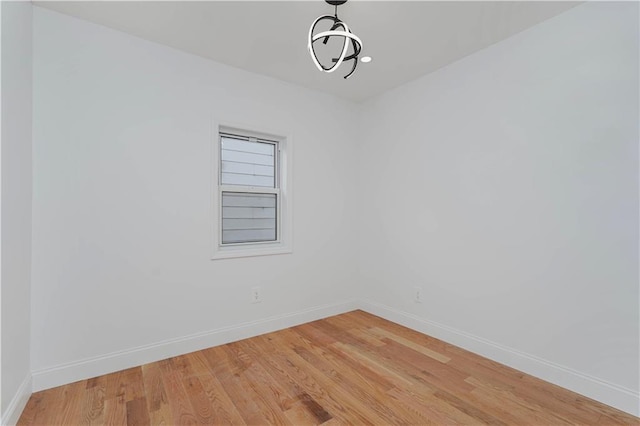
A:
[221,136,275,188]
[222,192,277,244]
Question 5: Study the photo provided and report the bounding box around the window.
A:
[212,126,292,259]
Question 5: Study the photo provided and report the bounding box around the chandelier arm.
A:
[331,30,362,63]
[311,29,352,73]
[333,43,361,63]
[308,15,348,72]
[342,38,360,79]
[312,30,351,72]
[312,31,360,44]
[343,58,357,79]
[342,39,362,62]
[323,19,342,45]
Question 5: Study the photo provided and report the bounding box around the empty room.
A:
[1,0,639,424]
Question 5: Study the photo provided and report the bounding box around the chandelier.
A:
[307,0,363,79]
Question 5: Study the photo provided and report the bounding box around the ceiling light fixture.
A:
[308,0,363,79]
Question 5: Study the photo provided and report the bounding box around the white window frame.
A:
[211,123,292,260]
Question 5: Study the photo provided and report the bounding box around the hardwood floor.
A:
[19,310,638,425]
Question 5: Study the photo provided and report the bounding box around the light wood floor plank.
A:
[368,326,452,363]
[160,369,198,425]
[82,381,106,425]
[18,310,639,425]
[103,394,127,426]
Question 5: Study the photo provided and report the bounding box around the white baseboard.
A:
[26,298,640,418]
[358,299,640,417]
[32,299,358,392]
[1,374,32,426]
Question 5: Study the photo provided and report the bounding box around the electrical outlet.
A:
[414,287,422,303]
[251,286,262,303]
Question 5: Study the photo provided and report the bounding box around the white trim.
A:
[1,374,32,426]
[31,300,357,392]
[25,299,639,417]
[358,299,640,417]
[0,3,3,423]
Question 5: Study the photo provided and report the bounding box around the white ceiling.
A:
[35,1,579,102]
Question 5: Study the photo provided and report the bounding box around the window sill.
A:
[211,244,292,260]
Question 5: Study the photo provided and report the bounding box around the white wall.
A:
[1,0,33,422]
[28,1,639,417]
[31,7,359,388]
[359,2,639,415]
